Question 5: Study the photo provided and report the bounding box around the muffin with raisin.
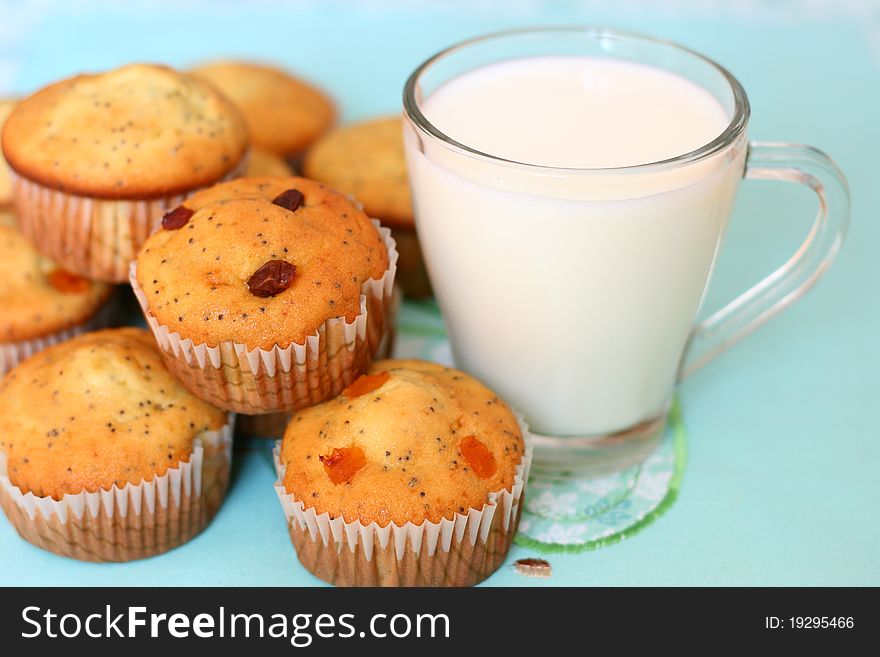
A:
[304,116,430,298]
[131,176,397,414]
[191,61,334,167]
[275,359,532,586]
[0,328,232,561]
[0,210,113,377]
[1,64,249,282]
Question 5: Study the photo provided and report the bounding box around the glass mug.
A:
[402,28,849,473]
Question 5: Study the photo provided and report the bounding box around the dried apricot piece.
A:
[343,371,390,398]
[47,269,90,294]
[319,446,366,485]
[459,435,497,479]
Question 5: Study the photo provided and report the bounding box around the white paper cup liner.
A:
[131,221,398,415]
[234,284,401,440]
[377,284,402,359]
[273,414,533,586]
[0,418,234,562]
[0,298,114,377]
[388,224,432,299]
[9,155,249,283]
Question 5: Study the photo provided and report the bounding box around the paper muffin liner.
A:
[130,222,398,415]
[0,298,114,378]
[234,285,399,440]
[376,283,401,359]
[8,155,249,283]
[0,418,233,562]
[273,415,533,587]
[388,224,433,299]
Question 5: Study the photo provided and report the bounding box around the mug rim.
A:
[402,26,751,175]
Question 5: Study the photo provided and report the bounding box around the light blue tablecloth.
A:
[0,0,877,586]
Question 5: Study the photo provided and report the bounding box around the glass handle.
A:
[680,141,850,379]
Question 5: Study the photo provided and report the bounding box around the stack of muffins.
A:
[0,60,530,586]
[0,96,116,378]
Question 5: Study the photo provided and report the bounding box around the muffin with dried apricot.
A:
[1,64,249,282]
[275,359,532,587]
[0,328,232,561]
[0,210,113,377]
[304,116,430,297]
[131,176,397,414]
[192,61,334,166]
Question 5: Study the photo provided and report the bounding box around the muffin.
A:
[0,210,113,377]
[0,99,16,208]
[275,359,532,586]
[0,328,232,561]
[247,148,293,177]
[131,176,397,414]
[304,116,430,298]
[191,61,334,164]
[1,64,249,282]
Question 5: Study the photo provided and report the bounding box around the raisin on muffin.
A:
[132,176,396,414]
[0,328,232,561]
[0,210,113,377]
[276,359,531,586]
[304,116,430,298]
[1,64,249,282]
[192,61,334,162]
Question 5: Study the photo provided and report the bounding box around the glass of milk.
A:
[402,28,848,474]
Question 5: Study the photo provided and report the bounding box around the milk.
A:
[404,56,747,436]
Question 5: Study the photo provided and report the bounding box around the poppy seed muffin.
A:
[132,176,397,414]
[304,117,430,298]
[305,117,412,228]
[192,61,334,159]
[1,64,249,282]
[0,328,232,561]
[137,177,388,348]
[246,148,293,177]
[276,359,531,586]
[0,210,113,376]
[281,360,524,524]
[0,328,226,497]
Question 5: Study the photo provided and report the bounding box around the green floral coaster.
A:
[515,403,685,553]
[395,299,687,555]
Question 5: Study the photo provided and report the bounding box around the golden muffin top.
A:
[280,359,525,526]
[0,328,227,500]
[0,99,15,207]
[192,61,335,157]
[0,211,112,342]
[304,116,413,228]
[136,177,389,349]
[246,148,293,177]
[1,64,249,199]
